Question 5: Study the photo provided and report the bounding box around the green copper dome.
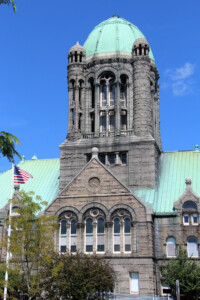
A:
[83,16,154,60]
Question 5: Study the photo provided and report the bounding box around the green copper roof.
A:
[83,16,154,60]
[133,150,200,213]
[0,158,60,211]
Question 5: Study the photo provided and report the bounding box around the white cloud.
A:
[170,63,195,80]
[164,63,195,96]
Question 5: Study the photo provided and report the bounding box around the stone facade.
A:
[1,16,200,297]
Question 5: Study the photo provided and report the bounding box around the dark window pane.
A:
[97,218,104,233]
[61,246,66,253]
[86,245,93,252]
[87,154,92,162]
[124,218,131,233]
[97,245,105,252]
[125,245,131,252]
[71,219,77,234]
[71,245,76,252]
[61,220,67,235]
[121,153,127,164]
[183,202,197,209]
[99,154,105,164]
[86,218,93,233]
[114,245,120,252]
[108,154,115,165]
[114,218,120,233]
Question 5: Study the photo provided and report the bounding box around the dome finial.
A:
[113,14,119,18]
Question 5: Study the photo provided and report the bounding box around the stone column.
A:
[77,222,84,252]
[66,222,70,251]
[115,80,120,135]
[75,84,79,132]
[94,82,100,137]
[105,221,113,254]
[93,219,97,253]
[120,219,124,253]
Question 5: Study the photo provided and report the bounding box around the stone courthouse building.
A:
[1,15,200,296]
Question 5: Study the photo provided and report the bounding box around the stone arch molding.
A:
[80,202,109,222]
[108,204,137,222]
[95,66,118,81]
[55,206,82,223]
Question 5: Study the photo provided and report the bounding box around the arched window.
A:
[183,202,197,210]
[97,217,105,252]
[187,237,198,257]
[114,218,120,252]
[86,218,93,252]
[70,219,77,252]
[100,83,107,107]
[109,84,115,106]
[120,74,128,106]
[166,237,176,257]
[99,73,115,107]
[124,217,131,252]
[60,220,67,253]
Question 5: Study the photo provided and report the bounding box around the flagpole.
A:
[3,161,14,300]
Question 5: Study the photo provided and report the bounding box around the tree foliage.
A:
[0,131,21,162]
[0,191,58,300]
[0,0,16,12]
[42,252,115,300]
[161,249,200,299]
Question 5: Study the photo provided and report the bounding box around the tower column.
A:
[75,84,79,132]
[132,38,153,137]
[115,80,120,135]
[94,82,100,137]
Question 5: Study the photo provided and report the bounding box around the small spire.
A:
[32,154,37,160]
[194,144,199,152]
[113,14,119,18]
[76,41,79,45]
[185,177,192,190]
[91,147,99,159]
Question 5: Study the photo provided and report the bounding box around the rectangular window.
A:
[192,213,198,225]
[109,112,115,132]
[130,273,139,294]
[86,236,93,252]
[108,154,115,165]
[161,283,171,296]
[120,153,127,165]
[121,111,127,130]
[99,154,106,164]
[183,214,189,225]
[100,112,106,132]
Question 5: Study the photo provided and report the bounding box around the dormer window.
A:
[182,201,198,226]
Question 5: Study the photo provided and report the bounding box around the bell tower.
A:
[60,16,162,192]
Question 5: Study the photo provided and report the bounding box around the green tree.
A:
[42,252,115,300]
[0,190,58,300]
[161,249,200,299]
[0,0,16,12]
[0,131,21,162]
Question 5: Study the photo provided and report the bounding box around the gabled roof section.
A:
[133,150,200,214]
[0,158,60,210]
[59,157,132,197]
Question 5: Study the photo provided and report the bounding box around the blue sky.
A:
[1,0,200,173]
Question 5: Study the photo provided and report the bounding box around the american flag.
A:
[14,165,33,184]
